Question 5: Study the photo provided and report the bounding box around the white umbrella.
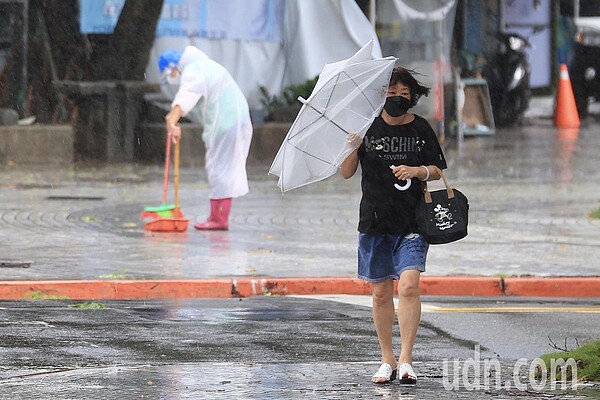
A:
[269,41,397,192]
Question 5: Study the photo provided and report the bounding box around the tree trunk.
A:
[91,0,164,80]
[28,0,86,122]
[0,2,27,114]
[19,0,163,122]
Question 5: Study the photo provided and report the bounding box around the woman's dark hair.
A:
[389,67,430,107]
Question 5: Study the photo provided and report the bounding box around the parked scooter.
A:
[483,32,532,127]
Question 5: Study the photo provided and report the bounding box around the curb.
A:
[0,277,599,300]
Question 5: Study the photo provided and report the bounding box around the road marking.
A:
[292,295,600,313]
[429,306,600,313]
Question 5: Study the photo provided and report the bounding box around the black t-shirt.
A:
[357,115,447,235]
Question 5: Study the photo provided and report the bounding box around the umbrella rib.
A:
[324,74,341,110]
[340,70,378,112]
[290,68,384,141]
[303,102,348,135]
[292,144,335,166]
[287,113,326,140]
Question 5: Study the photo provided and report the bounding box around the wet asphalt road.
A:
[0,296,599,399]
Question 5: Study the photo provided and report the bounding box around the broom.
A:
[144,137,189,232]
[140,130,182,219]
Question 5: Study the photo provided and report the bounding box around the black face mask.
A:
[383,96,411,117]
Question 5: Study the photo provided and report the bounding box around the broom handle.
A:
[174,136,180,209]
[162,131,172,205]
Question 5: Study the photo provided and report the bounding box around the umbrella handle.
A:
[390,165,411,191]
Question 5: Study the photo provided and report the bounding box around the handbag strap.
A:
[423,166,455,203]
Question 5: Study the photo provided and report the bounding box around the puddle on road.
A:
[45,196,105,201]
[0,261,31,268]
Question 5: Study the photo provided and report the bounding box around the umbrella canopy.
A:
[269,41,397,192]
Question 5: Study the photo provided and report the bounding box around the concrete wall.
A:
[0,125,74,165]
[0,123,290,167]
[247,123,290,166]
[136,122,290,167]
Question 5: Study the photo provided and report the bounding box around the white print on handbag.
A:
[434,203,457,231]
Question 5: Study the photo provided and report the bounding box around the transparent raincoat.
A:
[172,46,253,199]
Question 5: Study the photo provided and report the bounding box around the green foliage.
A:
[589,206,600,219]
[259,76,319,122]
[281,76,319,105]
[539,339,600,381]
[98,268,129,279]
[259,85,285,111]
[23,291,69,300]
[71,302,105,309]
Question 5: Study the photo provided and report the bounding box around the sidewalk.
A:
[0,100,599,299]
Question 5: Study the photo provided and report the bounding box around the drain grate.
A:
[0,261,32,268]
[45,196,105,201]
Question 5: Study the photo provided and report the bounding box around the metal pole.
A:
[499,0,506,32]
[370,0,376,29]
[455,70,464,152]
[21,0,29,113]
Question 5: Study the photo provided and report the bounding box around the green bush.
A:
[259,76,319,122]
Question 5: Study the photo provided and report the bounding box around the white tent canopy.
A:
[145,0,382,110]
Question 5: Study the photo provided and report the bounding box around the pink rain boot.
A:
[194,198,232,231]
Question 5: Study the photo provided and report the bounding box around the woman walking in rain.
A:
[340,67,447,384]
[159,46,253,230]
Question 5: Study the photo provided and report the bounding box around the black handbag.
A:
[415,166,469,245]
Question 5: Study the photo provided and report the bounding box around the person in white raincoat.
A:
[159,46,253,230]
